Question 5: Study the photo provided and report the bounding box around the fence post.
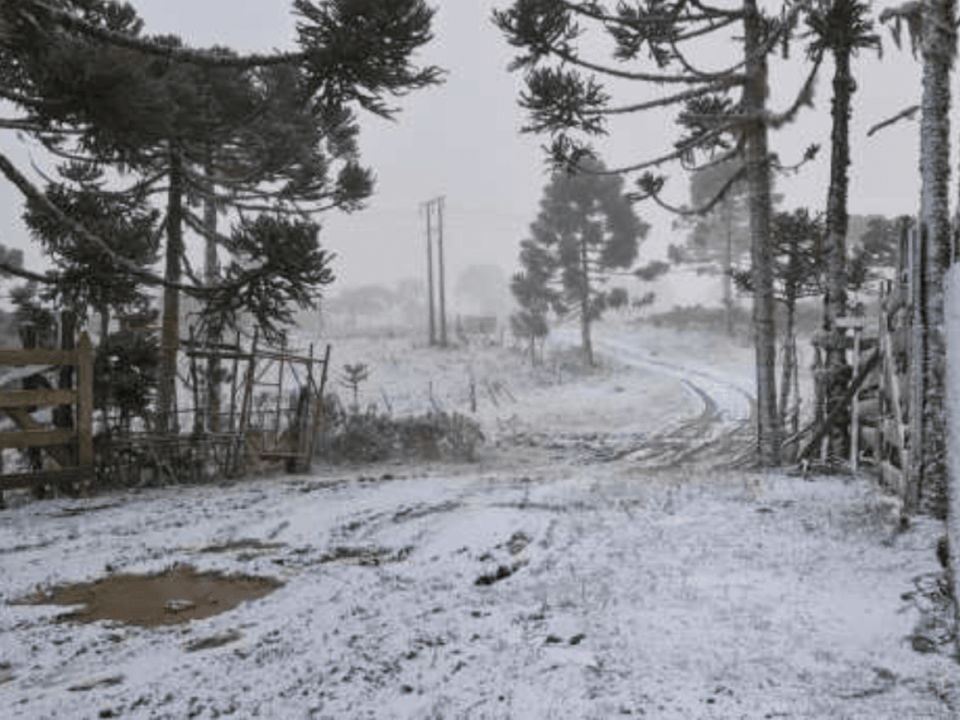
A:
[76,332,95,491]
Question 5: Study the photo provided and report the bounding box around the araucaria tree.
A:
[879,0,954,516]
[0,0,443,431]
[510,270,552,366]
[733,208,825,451]
[672,157,755,337]
[494,0,820,465]
[804,0,880,462]
[519,159,648,366]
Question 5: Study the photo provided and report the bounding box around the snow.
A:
[1,322,957,718]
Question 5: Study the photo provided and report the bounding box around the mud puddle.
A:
[12,565,283,626]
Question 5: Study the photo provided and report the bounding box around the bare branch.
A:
[0,259,59,284]
[866,103,920,136]
[675,16,739,42]
[669,37,747,79]
[553,46,730,85]
[0,118,48,132]
[591,79,740,116]
[0,148,206,296]
[574,125,734,177]
[631,164,748,216]
[762,55,821,130]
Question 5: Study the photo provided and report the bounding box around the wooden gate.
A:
[0,332,95,494]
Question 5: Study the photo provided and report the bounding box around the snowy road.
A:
[0,330,955,718]
[548,328,757,467]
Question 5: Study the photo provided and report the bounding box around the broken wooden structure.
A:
[231,330,331,475]
[107,329,332,483]
[74,328,330,489]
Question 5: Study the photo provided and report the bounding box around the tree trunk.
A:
[723,197,734,337]
[204,153,220,433]
[55,311,77,470]
[920,0,954,515]
[744,0,780,466]
[823,45,854,462]
[943,265,960,659]
[99,307,109,345]
[780,307,796,429]
[579,236,594,366]
[158,146,183,434]
[927,0,960,658]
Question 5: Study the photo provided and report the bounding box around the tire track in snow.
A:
[550,330,757,467]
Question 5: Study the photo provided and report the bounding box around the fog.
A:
[0,1,933,309]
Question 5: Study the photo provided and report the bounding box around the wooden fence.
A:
[0,332,95,494]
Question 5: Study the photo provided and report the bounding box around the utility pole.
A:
[422,201,436,345]
[422,196,448,347]
[437,196,447,347]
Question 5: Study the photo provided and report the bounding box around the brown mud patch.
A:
[12,565,283,626]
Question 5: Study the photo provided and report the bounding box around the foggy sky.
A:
[0,1,936,305]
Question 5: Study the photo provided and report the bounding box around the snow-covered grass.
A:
[0,324,956,719]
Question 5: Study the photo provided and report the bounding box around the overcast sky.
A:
[0,1,937,302]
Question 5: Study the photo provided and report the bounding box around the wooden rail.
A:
[0,332,95,495]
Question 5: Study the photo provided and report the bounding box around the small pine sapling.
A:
[340,363,370,412]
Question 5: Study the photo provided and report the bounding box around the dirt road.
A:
[1,327,957,718]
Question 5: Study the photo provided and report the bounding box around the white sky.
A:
[0,1,935,302]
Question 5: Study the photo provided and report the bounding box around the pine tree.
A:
[22,162,160,340]
[673,158,755,336]
[0,0,443,430]
[519,158,648,366]
[734,208,825,450]
[805,0,881,462]
[494,0,819,465]
[510,271,552,366]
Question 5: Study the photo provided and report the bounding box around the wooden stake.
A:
[76,332,94,492]
[851,327,861,471]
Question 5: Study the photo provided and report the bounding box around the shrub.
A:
[317,395,484,463]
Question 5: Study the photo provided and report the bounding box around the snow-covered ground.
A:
[1,323,957,719]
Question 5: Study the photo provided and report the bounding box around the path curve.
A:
[549,329,757,467]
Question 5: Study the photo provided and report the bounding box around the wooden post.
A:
[318,344,331,398]
[297,343,315,470]
[879,285,888,485]
[275,335,286,442]
[910,224,925,506]
[313,344,332,458]
[882,309,908,499]
[76,332,94,491]
[189,326,201,433]
[237,328,258,476]
[799,348,881,461]
[228,331,240,433]
[851,326,861,471]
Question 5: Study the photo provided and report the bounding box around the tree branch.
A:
[762,54,821,130]
[553,46,729,85]
[631,163,748,216]
[592,79,740,116]
[570,124,735,177]
[0,258,59,284]
[5,0,308,67]
[866,103,920,136]
[0,148,213,297]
